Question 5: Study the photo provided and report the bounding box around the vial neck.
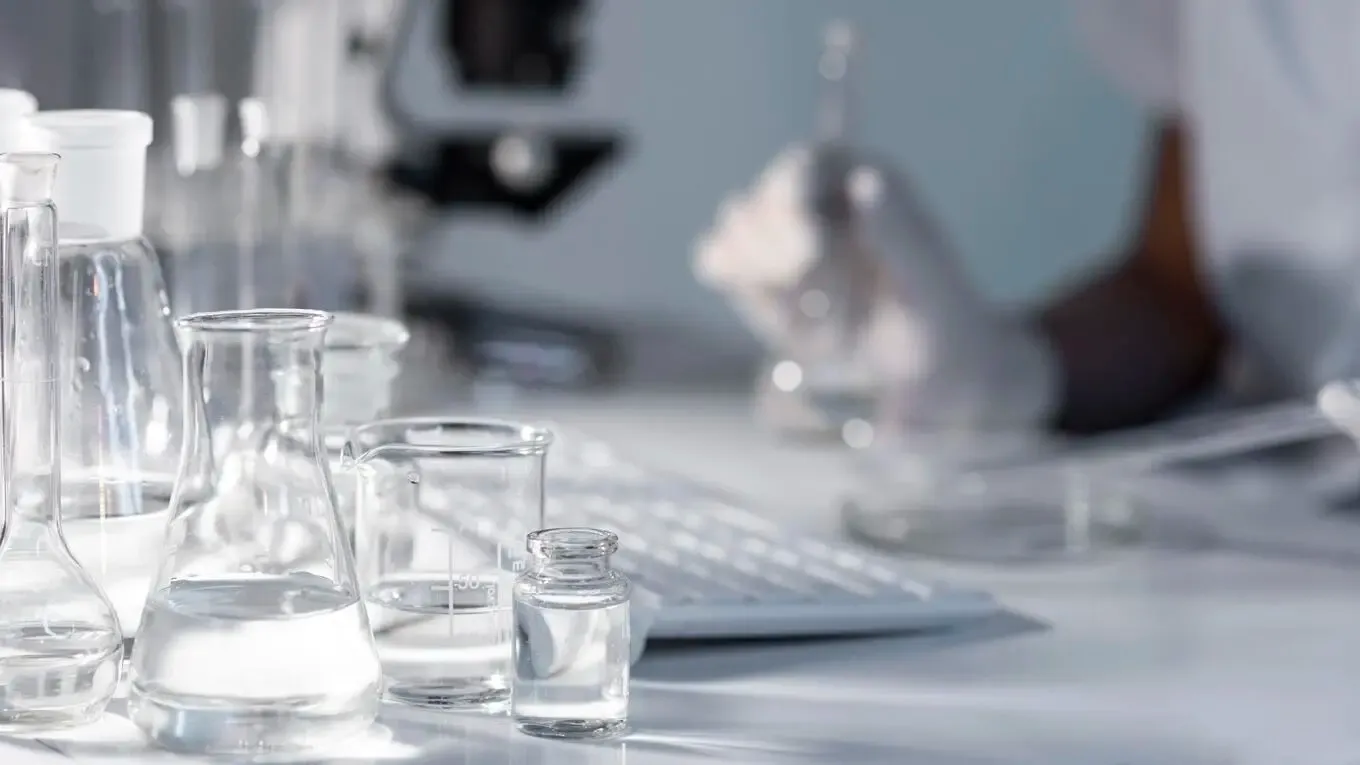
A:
[529,554,611,581]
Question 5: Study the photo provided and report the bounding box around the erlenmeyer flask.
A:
[129,309,381,757]
[0,153,123,730]
[27,111,188,634]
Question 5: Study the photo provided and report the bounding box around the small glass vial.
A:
[512,528,630,740]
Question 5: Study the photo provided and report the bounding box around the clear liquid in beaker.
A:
[366,572,512,709]
[129,573,380,754]
[512,601,629,738]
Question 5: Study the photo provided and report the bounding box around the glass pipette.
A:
[817,20,856,145]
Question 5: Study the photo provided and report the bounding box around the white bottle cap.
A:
[28,110,154,242]
[0,88,37,118]
[0,120,53,154]
[171,93,227,175]
[0,89,47,153]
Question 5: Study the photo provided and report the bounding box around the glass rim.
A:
[527,527,619,557]
[326,312,411,352]
[177,308,332,334]
[352,416,554,458]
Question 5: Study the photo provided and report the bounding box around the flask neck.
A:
[0,154,62,536]
[181,312,331,443]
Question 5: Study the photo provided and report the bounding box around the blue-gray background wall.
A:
[411,0,1153,355]
[0,0,1153,356]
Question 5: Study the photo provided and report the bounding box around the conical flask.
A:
[0,152,124,731]
[26,111,189,635]
[129,309,381,757]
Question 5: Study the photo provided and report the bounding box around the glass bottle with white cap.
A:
[25,110,195,640]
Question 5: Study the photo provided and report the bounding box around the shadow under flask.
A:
[128,309,382,757]
[0,152,124,731]
[512,528,631,740]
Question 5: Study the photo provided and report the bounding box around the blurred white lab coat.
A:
[1075,1,1360,398]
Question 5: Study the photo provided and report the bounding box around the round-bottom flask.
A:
[0,153,124,731]
[512,528,630,740]
[128,310,381,756]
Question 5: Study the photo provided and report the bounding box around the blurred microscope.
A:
[5,0,761,397]
[382,0,630,392]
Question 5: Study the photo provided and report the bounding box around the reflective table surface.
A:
[7,387,1360,764]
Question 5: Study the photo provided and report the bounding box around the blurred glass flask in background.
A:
[129,309,381,756]
[161,92,238,318]
[28,110,190,637]
[0,152,124,731]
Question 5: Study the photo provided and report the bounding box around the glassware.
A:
[286,312,409,538]
[316,312,410,452]
[348,417,551,710]
[128,309,381,757]
[756,21,874,437]
[161,92,233,318]
[28,110,186,637]
[842,396,1348,562]
[512,528,630,740]
[0,153,123,730]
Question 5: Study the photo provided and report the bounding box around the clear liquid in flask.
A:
[0,621,122,731]
[129,573,381,755]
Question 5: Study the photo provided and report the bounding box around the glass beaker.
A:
[128,309,381,757]
[348,417,552,711]
[0,153,123,730]
[27,111,187,634]
[283,312,409,538]
[513,528,631,740]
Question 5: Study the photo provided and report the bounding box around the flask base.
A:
[515,716,628,740]
[128,687,379,757]
[385,678,509,712]
[0,700,111,734]
[0,638,123,733]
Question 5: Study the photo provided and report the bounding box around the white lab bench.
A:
[8,387,1360,764]
[496,389,1360,765]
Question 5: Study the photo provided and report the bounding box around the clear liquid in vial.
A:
[366,573,512,709]
[0,622,122,731]
[129,574,381,756]
[512,600,629,739]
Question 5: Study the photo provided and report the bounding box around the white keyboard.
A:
[510,432,999,640]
